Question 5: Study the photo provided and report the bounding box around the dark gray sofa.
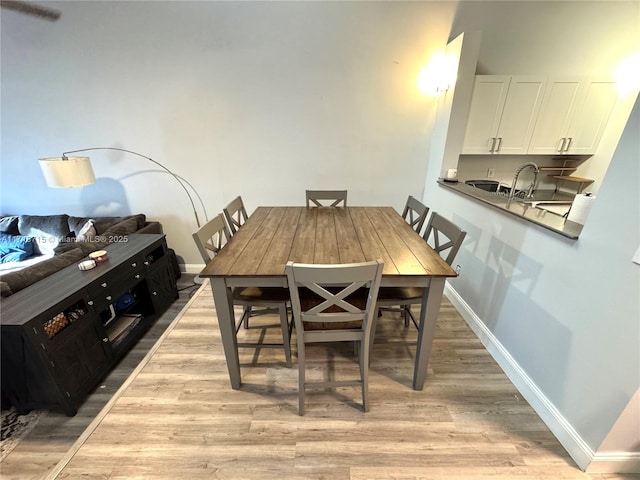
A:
[0,213,162,298]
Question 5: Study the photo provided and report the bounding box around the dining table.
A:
[199,206,457,391]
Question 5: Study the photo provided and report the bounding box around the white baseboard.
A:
[587,453,640,473]
[182,263,205,274]
[444,284,596,471]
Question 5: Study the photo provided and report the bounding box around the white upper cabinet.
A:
[462,75,546,155]
[528,78,617,155]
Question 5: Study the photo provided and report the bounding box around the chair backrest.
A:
[223,196,249,236]
[285,260,383,336]
[422,212,467,265]
[192,214,230,263]
[305,190,348,208]
[401,195,430,235]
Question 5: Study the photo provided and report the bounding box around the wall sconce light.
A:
[417,52,459,97]
[614,52,640,95]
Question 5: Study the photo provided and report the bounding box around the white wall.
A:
[2,0,639,471]
[0,0,456,266]
[425,1,640,470]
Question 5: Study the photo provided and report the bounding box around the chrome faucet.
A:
[508,162,539,205]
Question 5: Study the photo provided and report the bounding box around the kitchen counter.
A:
[437,180,583,239]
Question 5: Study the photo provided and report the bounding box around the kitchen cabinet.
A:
[528,78,617,155]
[462,75,546,155]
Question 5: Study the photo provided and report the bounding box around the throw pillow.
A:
[0,233,36,263]
[18,215,71,256]
[76,219,96,242]
[0,216,19,235]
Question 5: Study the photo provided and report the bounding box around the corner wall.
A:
[425,29,640,468]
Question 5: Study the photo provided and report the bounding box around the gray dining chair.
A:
[285,259,383,415]
[305,190,348,207]
[401,195,430,236]
[223,196,249,236]
[377,212,466,328]
[193,214,292,366]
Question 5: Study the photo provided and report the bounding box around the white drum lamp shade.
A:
[39,156,96,188]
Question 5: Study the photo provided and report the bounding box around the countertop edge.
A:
[436,180,582,240]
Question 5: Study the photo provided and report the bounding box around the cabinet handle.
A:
[101,282,108,288]
[558,138,566,152]
[152,291,158,296]
[103,337,109,342]
[144,261,150,266]
[489,137,496,152]
[87,300,94,306]
[135,274,141,279]
[131,262,137,267]
[495,137,503,152]
[106,295,112,301]
[565,137,573,152]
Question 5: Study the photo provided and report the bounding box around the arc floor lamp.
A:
[39,147,207,228]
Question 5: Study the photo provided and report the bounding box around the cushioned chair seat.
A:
[233,286,291,303]
[377,286,423,301]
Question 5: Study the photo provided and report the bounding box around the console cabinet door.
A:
[48,317,111,408]
[147,262,178,312]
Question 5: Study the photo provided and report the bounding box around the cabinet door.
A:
[493,76,546,154]
[527,78,583,154]
[462,76,510,154]
[565,80,617,154]
[146,261,178,313]
[49,317,111,405]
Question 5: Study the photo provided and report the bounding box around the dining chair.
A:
[193,214,292,366]
[377,212,466,328]
[285,259,383,415]
[223,196,249,236]
[305,190,348,207]
[401,195,430,236]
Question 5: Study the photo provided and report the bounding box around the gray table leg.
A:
[413,277,446,390]
[210,278,241,389]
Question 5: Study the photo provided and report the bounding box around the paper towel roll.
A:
[567,194,595,225]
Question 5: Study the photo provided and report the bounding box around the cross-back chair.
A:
[305,190,348,208]
[401,195,430,236]
[193,214,292,366]
[223,196,249,236]
[377,212,466,329]
[285,259,383,415]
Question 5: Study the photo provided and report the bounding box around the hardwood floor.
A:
[0,274,200,479]
[1,280,636,479]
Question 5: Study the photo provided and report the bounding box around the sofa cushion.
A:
[18,215,71,256]
[0,216,19,235]
[68,214,146,237]
[0,281,12,298]
[100,217,140,239]
[0,248,85,293]
[0,233,36,263]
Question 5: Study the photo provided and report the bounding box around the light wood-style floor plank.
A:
[2,280,638,480]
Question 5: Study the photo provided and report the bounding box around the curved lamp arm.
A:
[62,147,207,228]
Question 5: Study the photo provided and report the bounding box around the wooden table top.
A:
[200,207,456,280]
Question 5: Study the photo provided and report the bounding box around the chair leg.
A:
[278,303,292,367]
[360,339,369,412]
[243,306,251,329]
[297,337,306,416]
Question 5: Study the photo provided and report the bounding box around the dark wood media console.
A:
[0,234,178,415]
